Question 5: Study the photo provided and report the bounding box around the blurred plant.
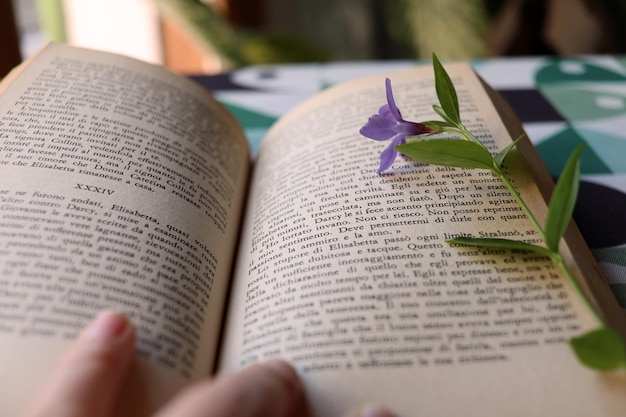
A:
[383,0,491,59]
[150,0,329,68]
[151,0,626,66]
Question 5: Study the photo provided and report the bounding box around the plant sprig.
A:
[373,53,626,371]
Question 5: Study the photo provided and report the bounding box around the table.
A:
[191,57,626,309]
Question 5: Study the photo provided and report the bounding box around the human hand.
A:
[23,311,395,417]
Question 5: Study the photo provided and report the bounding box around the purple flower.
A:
[360,78,435,174]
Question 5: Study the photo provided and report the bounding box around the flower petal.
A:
[378,141,398,174]
[360,114,397,140]
[377,134,406,173]
[378,104,396,122]
[391,133,407,147]
[385,78,403,121]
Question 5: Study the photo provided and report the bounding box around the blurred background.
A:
[3,0,626,77]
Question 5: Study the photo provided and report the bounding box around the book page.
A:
[219,63,626,417]
[0,44,250,416]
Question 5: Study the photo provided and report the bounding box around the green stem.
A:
[444,124,603,325]
[552,252,603,324]
[437,123,604,326]
[493,169,547,243]
[451,126,603,327]
[489,151,603,327]
[489,145,604,328]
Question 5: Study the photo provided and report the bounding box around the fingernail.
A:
[349,405,396,417]
[88,311,131,340]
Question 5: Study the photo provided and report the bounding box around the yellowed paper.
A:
[0,44,250,416]
[219,63,626,417]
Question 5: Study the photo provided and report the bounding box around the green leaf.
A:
[544,144,584,252]
[432,105,459,126]
[570,326,626,370]
[433,53,460,124]
[447,236,551,255]
[396,139,494,170]
[494,133,525,167]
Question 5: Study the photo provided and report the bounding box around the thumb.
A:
[155,359,306,417]
[24,311,136,417]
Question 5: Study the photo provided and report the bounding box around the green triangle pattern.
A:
[539,86,626,122]
[593,246,626,267]
[592,247,626,308]
[221,101,278,129]
[536,60,626,84]
[320,80,334,90]
[535,127,612,177]
[614,57,626,73]
[608,284,626,308]
[575,128,626,174]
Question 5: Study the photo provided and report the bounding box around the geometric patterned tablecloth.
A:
[191,56,626,309]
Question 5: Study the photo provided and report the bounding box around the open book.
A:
[1,43,625,417]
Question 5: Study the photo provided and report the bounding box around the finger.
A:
[156,359,305,417]
[24,311,136,417]
[344,406,397,417]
